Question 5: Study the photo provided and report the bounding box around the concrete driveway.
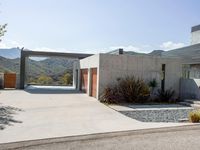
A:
[0,87,189,144]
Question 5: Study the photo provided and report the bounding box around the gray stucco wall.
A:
[98,54,182,99]
[180,78,200,100]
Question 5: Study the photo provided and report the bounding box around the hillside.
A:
[26,57,74,78]
[149,50,164,56]
[0,56,75,85]
[0,56,20,73]
[0,48,21,59]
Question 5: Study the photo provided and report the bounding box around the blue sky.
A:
[0,0,200,53]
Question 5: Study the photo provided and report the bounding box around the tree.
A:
[37,75,53,85]
[0,24,7,42]
[59,73,72,85]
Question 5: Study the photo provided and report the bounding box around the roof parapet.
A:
[191,24,200,32]
[106,48,124,55]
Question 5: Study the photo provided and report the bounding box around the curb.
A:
[0,124,200,150]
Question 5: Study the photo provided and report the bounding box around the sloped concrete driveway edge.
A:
[1,125,199,150]
[0,89,193,144]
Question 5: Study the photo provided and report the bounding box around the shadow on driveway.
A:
[24,85,83,94]
[0,105,22,130]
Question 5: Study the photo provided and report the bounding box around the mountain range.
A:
[0,47,21,59]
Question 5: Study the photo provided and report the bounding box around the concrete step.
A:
[180,101,200,108]
[184,99,200,105]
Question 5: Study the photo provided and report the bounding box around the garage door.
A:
[81,69,88,93]
[91,68,97,98]
[4,73,16,88]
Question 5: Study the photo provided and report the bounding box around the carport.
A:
[20,49,92,89]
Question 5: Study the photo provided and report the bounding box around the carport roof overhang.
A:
[21,49,93,59]
[20,49,93,89]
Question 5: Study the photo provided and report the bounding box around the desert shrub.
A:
[37,75,53,85]
[117,76,150,103]
[59,73,72,85]
[189,110,200,123]
[100,85,120,104]
[155,89,175,103]
[148,78,158,93]
[100,76,150,104]
[148,78,158,101]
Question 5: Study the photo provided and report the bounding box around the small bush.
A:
[117,76,150,103]
[148,78,158,91]
[189,110,200,123]
[100,76,150,104]
[155,89,175,103]
[100,85,120,104]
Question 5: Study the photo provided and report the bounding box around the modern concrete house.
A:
[75,24,200,100]
[75,53,182,100]
[16,24,200,102]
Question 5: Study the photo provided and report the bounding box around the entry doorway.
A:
[161,64,166,91]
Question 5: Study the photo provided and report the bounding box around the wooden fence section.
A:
[4,73,16,88]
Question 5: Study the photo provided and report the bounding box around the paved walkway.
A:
[0,88,190,144]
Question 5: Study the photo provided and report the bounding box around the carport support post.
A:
[73,62,77,89]
[20,50,25,89]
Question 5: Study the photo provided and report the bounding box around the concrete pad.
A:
[0,89,191,144]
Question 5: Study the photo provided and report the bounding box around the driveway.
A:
[0,87,189,144]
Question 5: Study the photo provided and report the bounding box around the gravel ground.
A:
[120,108,194,122]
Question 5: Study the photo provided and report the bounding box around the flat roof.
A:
[22,49,93,59]
[192,24,200,32]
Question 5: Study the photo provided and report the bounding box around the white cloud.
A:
[0,40,22,48]
[0,40,186,54]
[160,41,185,50]
[0,42,8,48]
[32,47,68,52]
